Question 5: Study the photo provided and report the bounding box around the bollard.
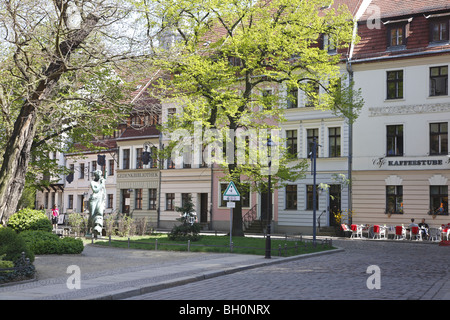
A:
[109,235,111,246]
[278,244,281,256]
[155,238,158,251]
[128,237,130,248]
[285,243,287,256]
[188,240,190,252]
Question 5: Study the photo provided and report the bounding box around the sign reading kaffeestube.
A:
[388,159,443,166]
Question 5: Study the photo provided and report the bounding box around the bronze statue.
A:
[88,169,106,238]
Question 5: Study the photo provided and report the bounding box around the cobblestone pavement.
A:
[128,239,450,300]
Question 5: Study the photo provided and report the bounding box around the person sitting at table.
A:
[418,218,429,240]
[407,218,418,231]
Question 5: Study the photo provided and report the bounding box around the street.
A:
[127,239,450,300]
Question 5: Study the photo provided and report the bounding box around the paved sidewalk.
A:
[0,243,341,300]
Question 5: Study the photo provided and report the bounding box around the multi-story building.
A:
[351,0,450,227]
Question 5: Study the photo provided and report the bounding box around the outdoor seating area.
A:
[341,223,450,242]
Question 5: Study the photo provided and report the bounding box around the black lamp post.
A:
[265,138,275,259]
[310,137,320,244]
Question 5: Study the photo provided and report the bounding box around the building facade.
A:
[351,0,450,227]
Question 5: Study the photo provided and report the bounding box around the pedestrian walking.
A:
[51,204,59,230]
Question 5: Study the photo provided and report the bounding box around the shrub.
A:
[67,212,89,236]
[7,208,52,232]
[168,223,202,241]
[19,230,84,255]
[0,227,34,263]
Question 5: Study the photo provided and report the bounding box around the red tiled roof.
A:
[351,0,450,61]
[117,125,160,140]
[360,0,450,20]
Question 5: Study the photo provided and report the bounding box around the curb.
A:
[86,247,344,300]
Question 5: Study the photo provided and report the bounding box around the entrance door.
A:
[121,189,130,214]
[200,193,208,223]
[260,192,269,222]
[329,185,341,226]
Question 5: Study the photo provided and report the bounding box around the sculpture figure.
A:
[88,169,106,237]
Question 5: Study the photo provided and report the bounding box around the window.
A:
[261,89,273,110]
[68,195,73,209]
[306,185,319,210]
[386,125,404,156]
[79,163,85,179]
[92,161,97,174]
[167,157,175,169]
[107,194,114,209]
[430,186,448,215]
[430,122,448,155]
[166,193,175,211]
[430,66,448,96]
[286,185,297,210]
[386,186,403,214]
[286,130,298,157]
[168,108,176,116]
[150,147,158,168]
[305,81,319,108]
[181,193,191,207]
[389,25,404,47]
[136,148,143,169]
[387,70,403,99]
[109,159,115,176]
[148,188,157,210]
[329,127,341,157]
[322,34,336,54]
[287,88,298,109]
[135,189,143,209]
[307,129,319,157]
[122,149,130,169]
[430,20,449,43]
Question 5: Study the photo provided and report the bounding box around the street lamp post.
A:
[265,138,275,259]
[311,137,320,245]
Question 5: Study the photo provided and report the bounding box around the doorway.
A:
[329,184,341,226]
[199,193,208,223]
[121,189,130,215]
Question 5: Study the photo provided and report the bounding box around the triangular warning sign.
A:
[223,181,240,197]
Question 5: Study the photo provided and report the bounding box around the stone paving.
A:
[128,239,450,300]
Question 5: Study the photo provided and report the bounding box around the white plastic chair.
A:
[394,226,406,240]
[429,228,441,242]
[350,224,364,239]
[410,226,422,240]
[373,225,386,239]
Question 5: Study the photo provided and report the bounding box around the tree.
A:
[140,0,363,236]
[0,0,154,224]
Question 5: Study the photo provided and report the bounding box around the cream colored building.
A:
[351,2,450,227]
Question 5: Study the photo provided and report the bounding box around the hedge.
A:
[19,231,84,255]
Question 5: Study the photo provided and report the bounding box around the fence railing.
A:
[0,252,35,285]
[89,235,333,257]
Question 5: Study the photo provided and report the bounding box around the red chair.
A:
[350,224,363,238]
[373,225,386,239]
[395,225,406,240]
[410,226,422,240]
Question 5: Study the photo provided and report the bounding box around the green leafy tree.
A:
[0,0,153,224]
[140,0,363,235]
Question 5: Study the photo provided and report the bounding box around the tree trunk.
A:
[0,13,100,225]
[0,104,39,225]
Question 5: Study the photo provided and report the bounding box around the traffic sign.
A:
[223,181,240,201]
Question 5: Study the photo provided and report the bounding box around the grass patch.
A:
[91,234,334,257]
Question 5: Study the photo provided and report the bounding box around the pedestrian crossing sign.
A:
[223,181,240,201]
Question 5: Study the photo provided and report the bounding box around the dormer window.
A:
[430,20,449,43]
[389,26,404,47]
[384,18,412,50]
[426,12,450,44]
[322,34,337,54]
